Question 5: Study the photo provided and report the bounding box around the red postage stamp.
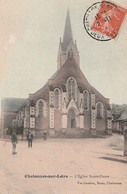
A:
[92,1,127,38]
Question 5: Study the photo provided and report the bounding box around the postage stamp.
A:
[83,1,127,41]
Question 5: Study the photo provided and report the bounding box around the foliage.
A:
[6,126,24,135]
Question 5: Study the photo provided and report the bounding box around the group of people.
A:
[11,131,33,155]
[11,130,47,155]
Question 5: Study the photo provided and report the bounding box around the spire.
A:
[63,10,73,48]
[57,10,80,69]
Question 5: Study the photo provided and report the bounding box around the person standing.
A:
[43,130,47,141]
[11,131,18,155]
[27,131,33,148]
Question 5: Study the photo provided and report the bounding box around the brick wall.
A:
[35,116,48,130]
[96,118,106,133]
[54,110,61,130]
[84,112,90,130]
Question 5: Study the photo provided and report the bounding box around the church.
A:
[1,11,112,137]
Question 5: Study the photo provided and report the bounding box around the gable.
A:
[67,98,79,114]
[66,40,78,53]
[48,56,110,108]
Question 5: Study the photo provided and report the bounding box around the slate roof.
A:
[32,83,49,102]
[117,110,127,121]
[50,70,60,80]
[62,10,73,51]
[1,98,27,112]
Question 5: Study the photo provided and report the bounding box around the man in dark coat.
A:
[11,131,18,155]
[27,131,33,148]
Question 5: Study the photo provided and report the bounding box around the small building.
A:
[112,109,127,134]
[1,98,27,136]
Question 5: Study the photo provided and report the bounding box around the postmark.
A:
[83,1,127,41]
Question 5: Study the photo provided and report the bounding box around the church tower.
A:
[57,10,80,70]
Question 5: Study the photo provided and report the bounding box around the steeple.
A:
[63,10,73,49]
[57,10,80,70]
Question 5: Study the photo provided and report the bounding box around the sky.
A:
[0,0,127,114]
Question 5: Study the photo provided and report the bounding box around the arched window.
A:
[67,77,77,101]
[96,102,104,119]
[68,80,71,101]
[36,99,47,117]
[54,89,59,109]
[83,90,89,110]
[72,81,75,100]
[38,101,43,116]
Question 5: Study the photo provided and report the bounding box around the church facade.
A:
[1,11,112,137]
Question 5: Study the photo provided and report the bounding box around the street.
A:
[0,134,127,194]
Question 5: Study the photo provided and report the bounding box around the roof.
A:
[62,10,74,51]
[50,69,60,80]
[1,98,27,112]
[32,83,49,102]
[117,109,127,121]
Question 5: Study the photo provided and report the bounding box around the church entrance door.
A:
[68,109,76,128]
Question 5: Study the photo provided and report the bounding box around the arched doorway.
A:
[67,109,76,128]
